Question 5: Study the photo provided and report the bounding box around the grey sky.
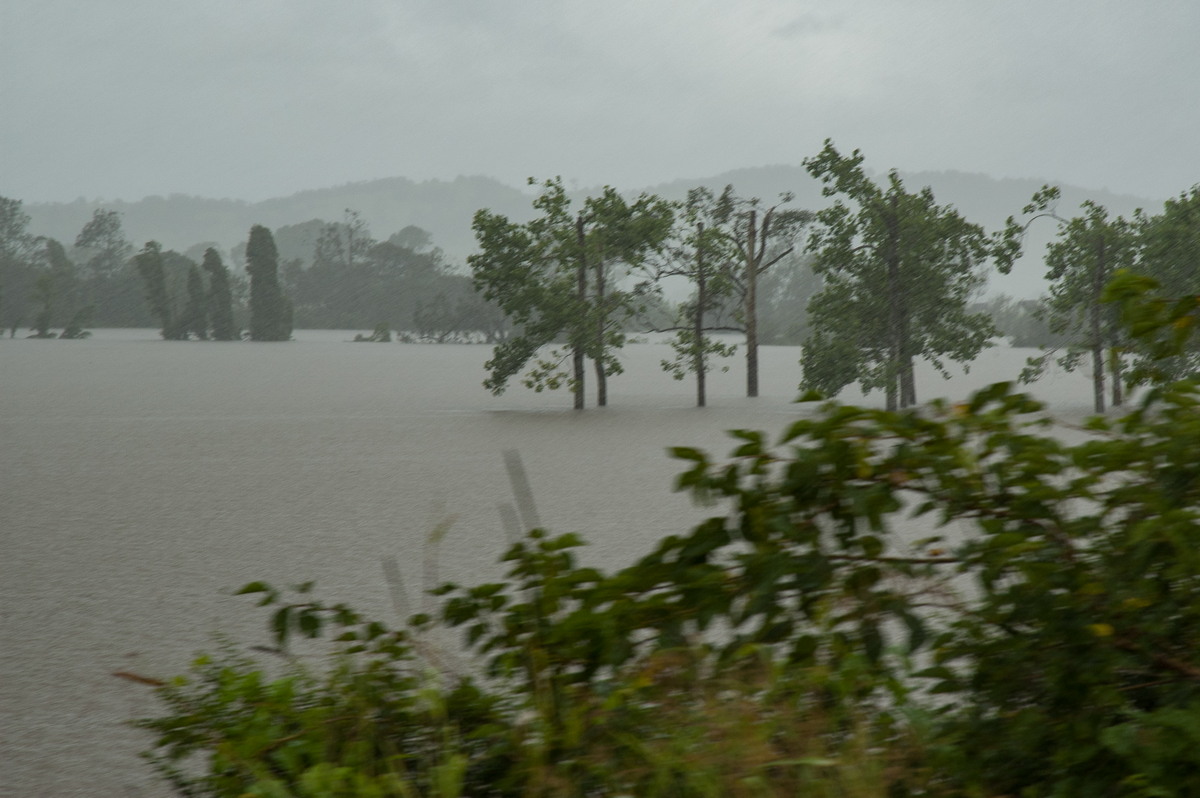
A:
[2,0,1197,204]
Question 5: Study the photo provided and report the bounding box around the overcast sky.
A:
[2,0,1197,204]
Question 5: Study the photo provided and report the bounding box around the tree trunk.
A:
[745,210,759,398]
[594,259,607,408]
[1111,346,1124,407]
[574,214,587,410]
[901,356,917,408]
[695,222,707,408]
[1091,236,1106,414]
[885,200,903,411]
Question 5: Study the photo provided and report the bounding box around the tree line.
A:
[6,140,1199,412]
[471,140,1200,411]
[0,203,507,342]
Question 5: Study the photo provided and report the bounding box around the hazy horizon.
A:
[14,163,1163,209]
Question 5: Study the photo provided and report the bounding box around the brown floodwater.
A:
[0,330,1097,796]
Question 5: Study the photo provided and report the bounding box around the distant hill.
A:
[22,167,1157,298]
[22,175,537,271]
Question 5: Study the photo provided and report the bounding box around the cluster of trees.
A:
[280,210,508,341]
[470,179,816,408]
[470,144,1019,411]
[123,224,291,342]
[0,198,253,339]
[472,142,1200,412]
[9,144,1199,412]
[1013,184,1200,412]
[0,199,506,343]
[0,201,129,337]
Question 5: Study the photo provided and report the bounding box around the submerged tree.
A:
[245,225,293,342]
[801,141,1022,409]
[656,188,740,407]
[1126,186,1200,382]
[201,248,238,340]
[470,178,673,408]
[0,198,35,321]
[134,241,184,339]
[1019,187,1140,413]
[74,209,133,280]
[721,188,812,397]
[29,272,59,338]
[181,264,208,340]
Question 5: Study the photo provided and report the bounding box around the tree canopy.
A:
[470,178,673,408]
[1019,186,1140,412]
[801,141,1022,408]
[245,225,293,342]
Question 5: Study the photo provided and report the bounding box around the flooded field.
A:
[0,330,1098,796]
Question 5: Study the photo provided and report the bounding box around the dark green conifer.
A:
[181,264,208,340]
[201,248,238,340]
[245,225,292,341]
[133,241,181,339]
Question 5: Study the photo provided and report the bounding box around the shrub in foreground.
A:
[138,269,1200,798]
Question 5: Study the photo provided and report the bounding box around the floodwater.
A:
[0,330,1098,796]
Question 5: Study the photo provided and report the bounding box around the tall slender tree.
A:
[0,197,37,334]
[720,188,812,397]
[201,248,238,340]
[245,225,292,341]
[655,187,740,407]
[133,241,182,339]
[801,141,1022,409]
[181,264,209,340]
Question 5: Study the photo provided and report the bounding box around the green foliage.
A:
[134,241,184,339]
[246,225,294,342]
[1018,186,1140,412]
[202,247,239,340]
[1125,186,1200,382]
[182,263,209,340]
[0,200,89,338]
[801,140,1021,409]
[0,197,35,333]
[655,187,743,406]
[470,178,674,408]
[0,196,34,264]
[660,326,736,381]
[136,638,499,798]
[292,213,503,337]
[74,208,133,279]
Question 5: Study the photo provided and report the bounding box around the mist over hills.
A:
[21,167,1157,299]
